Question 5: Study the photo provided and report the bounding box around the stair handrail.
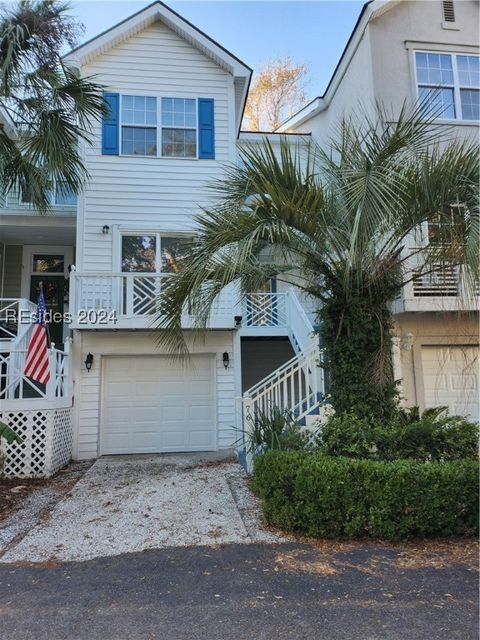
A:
[286,287,318,352]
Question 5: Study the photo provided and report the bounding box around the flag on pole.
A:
[24,286,50,384]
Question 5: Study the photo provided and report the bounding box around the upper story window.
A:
[102,93,214,159]
[121,233,192,273]
[121,95,197,158]
[161,98,197,158]
[415,51,479,121]
[119,95,198,158]
[121,96,157,156]
[19,180,77,206]
[55,182,77,206]
[427,205,466,245]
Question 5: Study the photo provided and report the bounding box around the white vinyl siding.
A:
[78,20,234,272]
[1,245,22,297]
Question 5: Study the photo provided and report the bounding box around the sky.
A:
[69,0,365,100]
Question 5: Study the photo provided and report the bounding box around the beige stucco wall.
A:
[369,0,479,144]
[394,311,479,409]
[290,1,479,145]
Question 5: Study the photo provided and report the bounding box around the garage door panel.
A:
[101,355,216,454]
[189,430,217,447]
[451,374,477,391]
[188,405,214,420]
[189,379,212,394]
[163,406,186,421]
[424,373,448,391]
[421,346,479,421]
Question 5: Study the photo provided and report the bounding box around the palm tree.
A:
[156,103,479,422]
[0,0,107,212]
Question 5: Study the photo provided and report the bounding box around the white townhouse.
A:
[0,1,319,475]
[0,0,478,476]
[279,0,480,423]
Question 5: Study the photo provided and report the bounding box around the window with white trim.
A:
[161,98,197,158]
[427,205,466,245]
[121,95,157,156]
[55,182,76,206]
[415,52,479,121]
[19,180,77,206]
[121,234,193,273]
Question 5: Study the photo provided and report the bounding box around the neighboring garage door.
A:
[421,346,479,421]
[101,355,216,454]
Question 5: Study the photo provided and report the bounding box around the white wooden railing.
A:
[242,346,323,425]
[0,298,37,340]
[244,292,288,327]
[240,288,323,456]
[397,252,479,312]
[242,288,318,350]
[0,338,73,408]
[0,298,73,409]
[285,287,318,353]
[70,269,235,328]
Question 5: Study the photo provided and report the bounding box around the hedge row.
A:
[253,451,479,541]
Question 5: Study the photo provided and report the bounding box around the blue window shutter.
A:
[198,98,215,159]
[102,93,119,155]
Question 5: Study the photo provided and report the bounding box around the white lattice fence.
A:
[0,407,73,478]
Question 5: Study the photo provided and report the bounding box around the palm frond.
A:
[155,104,479,355]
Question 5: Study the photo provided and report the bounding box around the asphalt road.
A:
[0,542,477,640]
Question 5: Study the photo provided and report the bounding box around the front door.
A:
[30,253,66,347]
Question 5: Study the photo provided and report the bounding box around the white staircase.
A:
[241,288,323,433]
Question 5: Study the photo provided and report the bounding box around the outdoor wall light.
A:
[222,352,230,370]
[234,315,242,328]
[102,225,110,234]
[84,353,94,372]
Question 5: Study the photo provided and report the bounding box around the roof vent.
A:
[442,0,455,22]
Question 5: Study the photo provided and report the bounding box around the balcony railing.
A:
[70,269,236,329]
[0,335,73,409]
[241,289,318,353]
[396,251,479,312]
[0,298,37,340]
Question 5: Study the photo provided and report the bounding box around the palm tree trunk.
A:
[319,291,399,423]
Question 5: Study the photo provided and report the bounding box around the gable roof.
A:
[276,0,401,131]
[63,1,252,133]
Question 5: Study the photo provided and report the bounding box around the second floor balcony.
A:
[394,251,479,313]
[69,270,237,330]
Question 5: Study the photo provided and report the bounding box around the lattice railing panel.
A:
[0,407,73,477]
[50,408,73,473]
[244,293,287,327]
[132,276,160,315]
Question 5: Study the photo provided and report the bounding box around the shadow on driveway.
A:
[0,540,477,640]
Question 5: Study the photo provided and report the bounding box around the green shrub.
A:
[316,408,478,462]
[239,406,311,456]
[253,451,479,541]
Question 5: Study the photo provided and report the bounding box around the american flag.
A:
[24,287,50,384]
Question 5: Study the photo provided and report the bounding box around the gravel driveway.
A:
[0,453,279,563]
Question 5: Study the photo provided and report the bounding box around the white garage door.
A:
[421,346,479,421]
[101,355,216,454]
